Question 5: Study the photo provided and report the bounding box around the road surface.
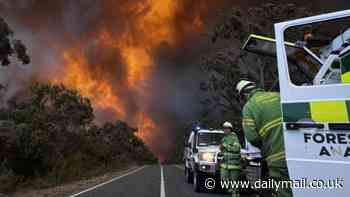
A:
[69,165,235,197]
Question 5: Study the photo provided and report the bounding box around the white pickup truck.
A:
[184,127,263,193]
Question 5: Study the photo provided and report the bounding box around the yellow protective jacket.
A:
[242,89,287,169]
[220,132,241,170]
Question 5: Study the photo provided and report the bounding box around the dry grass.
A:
[11,165,139,197]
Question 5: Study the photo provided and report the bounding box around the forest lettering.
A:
[304,133,350,157]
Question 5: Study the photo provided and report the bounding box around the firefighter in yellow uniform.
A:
[220,121,241,197]
[236,80,292,197]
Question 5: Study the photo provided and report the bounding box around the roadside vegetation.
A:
[0,83,157,194]
[0,17,157,194]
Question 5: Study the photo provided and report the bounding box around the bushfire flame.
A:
[46,0,204,160]
[58,49,127,119]
[0,0,212,161]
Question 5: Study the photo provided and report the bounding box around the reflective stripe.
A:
[243,118,255,127]
[266,151,285,164]
[342,72,350,83]
[310,101,349,123]
[223,153,241,160]
[243,118,255,123]
[256,93,277,103]
[273,154,285,161]
[220,164,241,170]
[259,117,282,137]
[260,97,279,104]
[255,94,271,102]
[260,122,281,138]
[243,122,256,127]
[223,143,240,152]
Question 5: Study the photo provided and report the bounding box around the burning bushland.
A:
[0,0,229,192]
[0,0,227,161]
[0,82,157,193]
[0,17,157,193]
[0,0,349,193]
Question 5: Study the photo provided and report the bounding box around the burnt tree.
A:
[200,3,314,123]
[0,17,30,66]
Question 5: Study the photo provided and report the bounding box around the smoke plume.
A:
[1,0,348,161]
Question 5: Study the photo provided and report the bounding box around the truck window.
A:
[242,34,322,85]
[197,133,224,146]
[284,17,350,86]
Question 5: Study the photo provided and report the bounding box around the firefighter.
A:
[236,79,292,197]
[220,121,241,197]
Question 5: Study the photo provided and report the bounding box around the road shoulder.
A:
[12,165,141,197]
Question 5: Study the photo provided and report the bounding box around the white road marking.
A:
[160,165,166,197]
[69,166,147,197]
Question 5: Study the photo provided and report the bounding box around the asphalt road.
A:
[69,165,233,197]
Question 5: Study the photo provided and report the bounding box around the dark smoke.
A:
[0,0,349,160]
[0,0,231,160]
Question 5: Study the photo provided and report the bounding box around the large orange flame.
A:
[48,0,204,159]
[57,50,127,120]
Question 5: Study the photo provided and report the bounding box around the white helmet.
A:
[236,80,256,95]
[223,121,233,129]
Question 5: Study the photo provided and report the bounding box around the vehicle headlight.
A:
[199,152,215,162]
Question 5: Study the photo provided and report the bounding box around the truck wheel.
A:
[193,172,204,192]
[185,167,193,184]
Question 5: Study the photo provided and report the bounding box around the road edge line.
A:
[160,166,166,197]
[69,165,147,197]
